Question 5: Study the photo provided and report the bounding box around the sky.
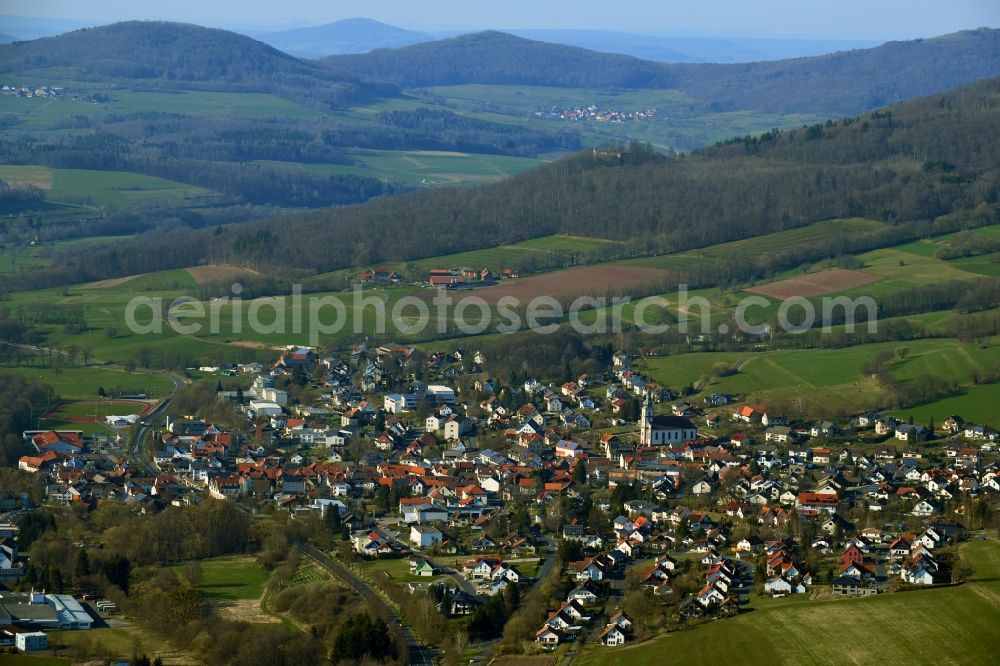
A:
[3,0,999,39]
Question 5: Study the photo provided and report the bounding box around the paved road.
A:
[448,570,479,597]
[535,535,559,582]
[130,372,186,475]
[302,544,435,666]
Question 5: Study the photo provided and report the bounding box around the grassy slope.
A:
[577,540,1000,666]
[0,164,223,208]
[0,236,133,274]
[623,218,886,269]
[891,382,1000,425]
[2,366,172,400]
[303,233,619,286]
[276,150,545,187]
[642,338,1000,415]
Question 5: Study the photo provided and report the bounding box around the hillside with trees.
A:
[0,21,399,110]
[257,17,431,58]
[12,74,1000,290]
[325,28,1000,115]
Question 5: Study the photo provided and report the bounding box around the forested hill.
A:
[326,31,676,89]
[324,28,1000,115]
[0,21,399,109]
[24,75,1000,289]
[257,18,431,58]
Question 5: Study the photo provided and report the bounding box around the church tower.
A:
[640,394,653,446]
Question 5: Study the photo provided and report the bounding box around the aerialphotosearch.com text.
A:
[124,284,879,345]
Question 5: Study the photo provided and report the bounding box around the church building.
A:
[640,396,698,446]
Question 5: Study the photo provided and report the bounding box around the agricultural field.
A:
[303,233,619,287]
[608,220,995,328]
[894,225,1000,256]
[891,382,1000,425]
[87,267,199,291]
[184,265,260,286]
[642,337,1000,414]
[961,535,1000,581]
[622,218,886,270]
[836,247,985,297]
[0,236,133,274]
[0,165,224,209]
[0,89,324,130]
[281,149,546,187]
[0,366,173,400]
[745,269,881,299]
[111,90,326,119]
[948,253,1000,277]
[468,264,671,304]
[576,541,1000,666]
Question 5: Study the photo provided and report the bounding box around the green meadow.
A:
[0,236,132,274]
[0,89,323,130]
[177,555,268,600]
[622,218,886,270]
[283,149,545,186]
[0,164,223,208]
[891,382,1000,425]
[1,366,173,400]
[642,337,1000,414]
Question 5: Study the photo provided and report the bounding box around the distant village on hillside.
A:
[537,105,657,123]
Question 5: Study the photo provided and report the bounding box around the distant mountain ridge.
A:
[506,29,880,63]
[257,18,430,58]
[0,14,89,41]
[324,28,1000,115]
[249,19,882,63]
[0,21,399,109]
